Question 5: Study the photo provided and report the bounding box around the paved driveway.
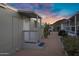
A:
[16,32,65,56]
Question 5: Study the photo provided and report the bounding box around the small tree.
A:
[43,23,50,38]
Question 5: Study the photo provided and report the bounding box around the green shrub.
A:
[43,23,50,38]
[63,36,79,56]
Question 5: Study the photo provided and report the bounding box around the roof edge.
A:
[0,3,18,12]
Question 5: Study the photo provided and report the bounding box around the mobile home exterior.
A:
[0,4,24,55]
[0,4,42,55]
[61,13,79,36]
[51,19,66,32]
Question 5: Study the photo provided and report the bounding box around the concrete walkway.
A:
[16,32,65,56]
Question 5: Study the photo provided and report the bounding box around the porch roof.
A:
[18,10,41,19]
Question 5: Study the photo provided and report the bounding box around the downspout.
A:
[69,20,71,33]
[29,18,31,41]
[36,16,39,41]
[75,15,77,36]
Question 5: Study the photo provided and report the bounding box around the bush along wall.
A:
[43,23,50,39]
[62,36,79,56]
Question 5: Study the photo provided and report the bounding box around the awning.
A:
[18,10,41,19]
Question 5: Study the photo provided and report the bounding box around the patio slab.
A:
[16,32,65,56]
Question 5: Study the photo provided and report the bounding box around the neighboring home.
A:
[51,19,66,32]
[62,13,79,36]
[0,3,42,55]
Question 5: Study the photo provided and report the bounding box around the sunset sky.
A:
[9,3,79,24]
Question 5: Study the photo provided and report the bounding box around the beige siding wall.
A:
[0,7,23,55]
[12,16,23,51]
[0,7,13,55]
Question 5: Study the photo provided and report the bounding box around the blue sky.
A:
[53,3,79,16]
[8,3,79,24]
[9,3,79,17]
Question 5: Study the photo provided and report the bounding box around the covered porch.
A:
[18,10,42,48]
[63,13,79,36]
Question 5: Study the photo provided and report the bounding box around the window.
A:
[71,27,75,31]
[30,18,38,30]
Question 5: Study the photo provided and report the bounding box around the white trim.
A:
[0,3,7,8]
[0,3,17,12]
[0,53,9,55]
[68,32,76,36]
[6,5,18,12]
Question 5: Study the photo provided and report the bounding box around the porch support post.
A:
[39,18,41,31]
[75,15,77,35]
[29,18,31,40]
[36,16,39,30]
[36,16,41,41]
[69,20,71,32]
[39,17,42,40]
